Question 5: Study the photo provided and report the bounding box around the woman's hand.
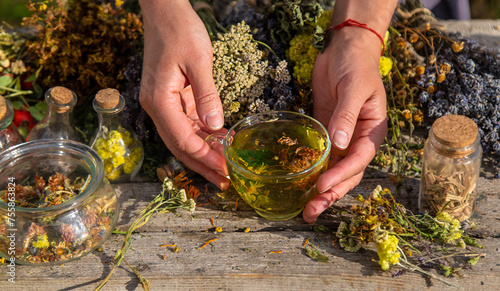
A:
[302,27,389,224]
[139,0,229,189]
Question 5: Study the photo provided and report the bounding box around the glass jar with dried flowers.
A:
[90,88,144,183]
[0,140,119,265]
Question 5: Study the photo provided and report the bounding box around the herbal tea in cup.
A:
[207,111,331,221]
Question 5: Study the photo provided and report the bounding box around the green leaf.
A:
[0,75,13,87]
[440,264,454,277]
[24,72,37,83]
[467,256,481,266]
[236,148,275,169]
[313,225,331,233]
[304,247,329,263]
[11,100,26,110]
[28,101,47,121]
[463,236,484,249]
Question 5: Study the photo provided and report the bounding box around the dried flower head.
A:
[212,21,270,126]
[452,41,464,52]
[23,0,143,100]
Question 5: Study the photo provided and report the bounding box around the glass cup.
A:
[207,111,331,221]
[0,140,120,265]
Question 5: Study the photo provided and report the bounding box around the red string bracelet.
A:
[326,19,385,56]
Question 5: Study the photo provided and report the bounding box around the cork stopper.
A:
[432,114,478,148]
[0,96,6,120]
[51,86,73,105]
[96,88,120,109]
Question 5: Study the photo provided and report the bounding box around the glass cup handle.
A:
[205,133,231,179]
[205,133,226,156]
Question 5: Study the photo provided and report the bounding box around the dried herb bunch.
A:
[212,21,270,126]
[22,0,143,100]
[0,173,118,264]
[337,185,483,284]
[0,25,34,106]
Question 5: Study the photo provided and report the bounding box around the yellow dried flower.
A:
[379,56,393,77]
[32,234,50,249]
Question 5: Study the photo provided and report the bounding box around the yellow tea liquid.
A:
[226,120,329,220]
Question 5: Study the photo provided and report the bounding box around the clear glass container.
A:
[27,86,79,142]
[0,140,120,265]
[0,96,23,152]
[419,115,482,222]
[90,88,144,183]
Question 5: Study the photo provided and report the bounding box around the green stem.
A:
[396,261,461,289]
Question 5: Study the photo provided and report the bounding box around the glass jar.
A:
[27,86,79,142]
[90,88,144,183]
[419,114,482,222]
[0,96,23,152]
[0,140,120,265]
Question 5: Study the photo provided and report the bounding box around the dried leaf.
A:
[304,247,329,263]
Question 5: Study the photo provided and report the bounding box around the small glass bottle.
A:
[0,95,23,152]
[27,86,79,141]
[419,114,482,222]
[90,88,144,183]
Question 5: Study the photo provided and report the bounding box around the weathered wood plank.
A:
[1,175,499,290]
[2,232,499,290]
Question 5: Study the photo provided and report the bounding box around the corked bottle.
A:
[90,88,144,183]
[27,86,79,141]
[419,114,482,221]
[0,95,23,152]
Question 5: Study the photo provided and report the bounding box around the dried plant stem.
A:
[94,181,194,291]
[396,245,461,289]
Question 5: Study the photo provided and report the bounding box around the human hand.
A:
[139,0,230,189]
[302,27,388,223]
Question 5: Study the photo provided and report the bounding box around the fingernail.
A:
[206,111,223,130]
[318,185,332,194]
[333,129,348,149]
[304,216,317,224]
[216,170,230,180]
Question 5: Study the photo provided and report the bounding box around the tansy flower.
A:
[32,234,50,249]
[379,56,393,77]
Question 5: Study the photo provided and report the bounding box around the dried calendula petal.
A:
[437,73,446,83]
[452,41,464,52]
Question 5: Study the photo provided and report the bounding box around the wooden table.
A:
[2,20,500,291]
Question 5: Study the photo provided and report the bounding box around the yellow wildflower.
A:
[32,234,50,249]
[379,56,393,77]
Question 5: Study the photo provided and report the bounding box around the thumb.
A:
[188,64,224,131]
[328,91,363,151]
